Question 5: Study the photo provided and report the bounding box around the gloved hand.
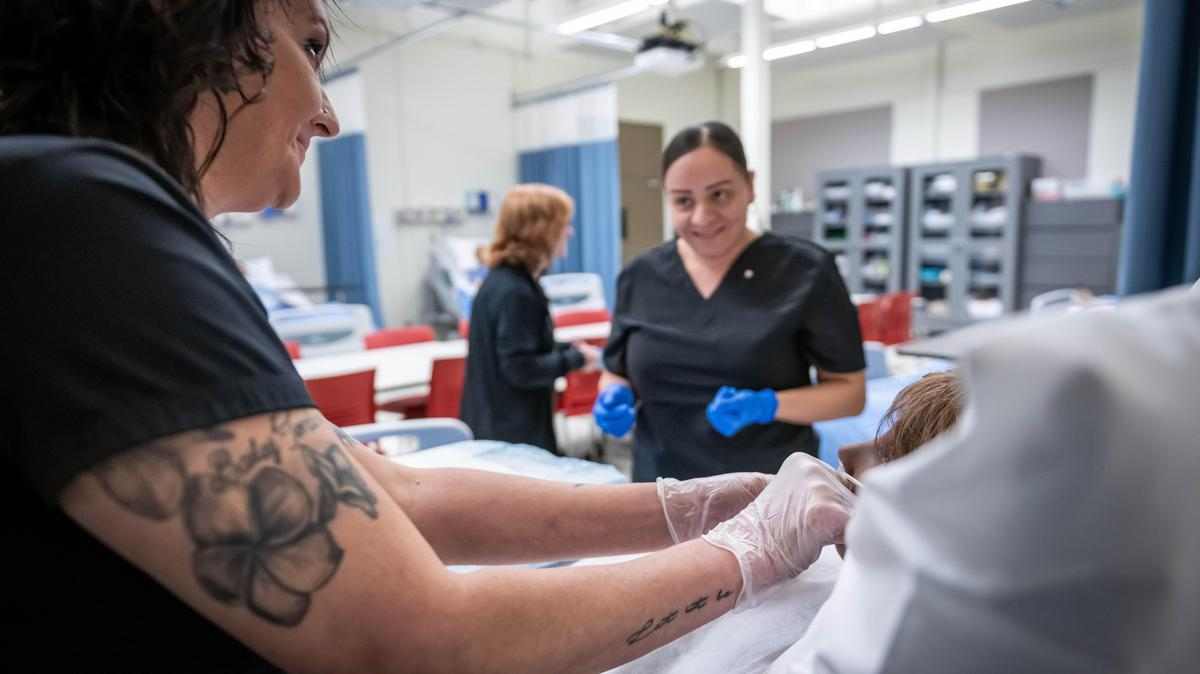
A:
[706,386,779,437]
[702,453,855,610]
[657,472,772,544]
[593,383,636,437]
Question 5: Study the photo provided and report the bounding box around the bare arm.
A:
[61,409,738,673]
[347,443,674,565]
[774,369,866,425]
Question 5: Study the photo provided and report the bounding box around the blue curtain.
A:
[519,140,622,308]
[318,133,384,327]
[1118,0,1200,294]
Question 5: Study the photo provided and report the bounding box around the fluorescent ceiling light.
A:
[724,54,746,69]
[814,25,877,48]
[877,15,923,34]
[763,39,816,61]
[925,0,1033,23]
[558,0,664,35]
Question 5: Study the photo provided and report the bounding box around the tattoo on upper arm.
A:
[625,589,730,646]
[91,410,379,627]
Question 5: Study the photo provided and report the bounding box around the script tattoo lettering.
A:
[92,410,378,627]
[626,589,728,647]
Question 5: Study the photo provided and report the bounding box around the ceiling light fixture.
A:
[557,0,668,35]
[814,25,877,48]
[877,15,924,34]
[925,0,1033,23]
[763,39,816,61]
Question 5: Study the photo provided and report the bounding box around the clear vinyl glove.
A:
[706,386,779,437]
[702,453,855,611]
[656,472,772,544]
[593,383,637,437]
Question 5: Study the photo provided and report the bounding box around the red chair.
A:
[425,357,467,418]
[857,299,884,343]
[364,325,435,350]
[553,308,611,328]
[304,369,376,427]
[878,292,914,345]
[457,319,470,339]
[368,325,436,417]
[284,340,302,360]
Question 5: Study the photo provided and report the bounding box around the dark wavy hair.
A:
[0,0,300,208]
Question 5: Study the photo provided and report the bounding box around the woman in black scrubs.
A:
[594,122,867,481]
[461,184,601,452]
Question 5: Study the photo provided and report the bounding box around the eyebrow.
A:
[668,179,734,194]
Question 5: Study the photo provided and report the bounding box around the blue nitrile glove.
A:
[706,386,779,437]
[594,384,637,437]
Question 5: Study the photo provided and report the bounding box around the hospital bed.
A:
[422,234,609,330]
[344,417,628,573]
[244,256,377,356]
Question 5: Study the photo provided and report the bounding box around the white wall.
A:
[721,4,1143,183]
[224,145,327,289]
[354,38,518,325]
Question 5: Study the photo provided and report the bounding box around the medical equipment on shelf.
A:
[269,303,375,357]
[926,173,957,197]
[423,234,490,329]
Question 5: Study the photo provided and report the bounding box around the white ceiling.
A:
[332,0,1142,69]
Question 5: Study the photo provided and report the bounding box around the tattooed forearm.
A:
[92,409,378,627]
[625,589,732,646]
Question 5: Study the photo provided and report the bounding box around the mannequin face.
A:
[837,440,882,480]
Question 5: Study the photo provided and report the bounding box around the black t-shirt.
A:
[1,137,313,672]
[460,264,584,452]
[604,233,865,481]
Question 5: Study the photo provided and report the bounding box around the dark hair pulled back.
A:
[661,121,750,178]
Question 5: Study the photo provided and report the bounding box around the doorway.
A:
[618,121,664,264]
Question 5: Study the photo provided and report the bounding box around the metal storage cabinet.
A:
[815,166,909,294]
[1020,198,1124,307]
[906,155,1041,334]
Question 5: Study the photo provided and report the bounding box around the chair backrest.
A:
[304,369,376,427]
[426,357,467,418]
[284,340,302,359]
[559,370,602,416]
[878,292,914,345]
[364,325,436,350]
[857,299,883,343]
[553,308,611,328]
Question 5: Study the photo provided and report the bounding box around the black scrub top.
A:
[604,232,865,481]
[2,136,309,672]
[461,263,584,452]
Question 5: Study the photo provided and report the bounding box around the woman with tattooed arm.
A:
[0,2,853,672]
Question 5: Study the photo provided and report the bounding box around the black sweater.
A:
[460,264,584,452]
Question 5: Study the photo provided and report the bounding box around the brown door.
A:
[618,121,665,264]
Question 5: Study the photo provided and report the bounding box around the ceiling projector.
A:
[635,13,704,75]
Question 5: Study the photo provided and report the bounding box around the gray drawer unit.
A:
[770,210,816,241]
[1018,198,1124,308]
[815,166,909,294]
[906,155,1042,333]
